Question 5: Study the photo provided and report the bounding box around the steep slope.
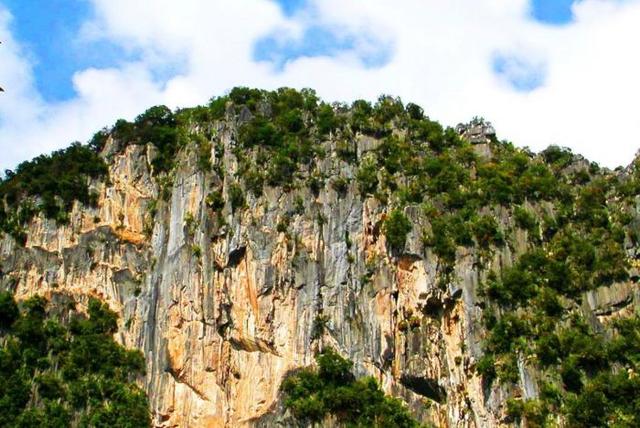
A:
[1,88,639,427]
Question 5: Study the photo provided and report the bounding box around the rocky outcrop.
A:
[1,120,638,428]
[455,120,496,145]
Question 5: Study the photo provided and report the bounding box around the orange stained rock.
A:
[114,228,147,246]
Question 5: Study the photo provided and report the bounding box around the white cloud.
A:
[1,0,640,171]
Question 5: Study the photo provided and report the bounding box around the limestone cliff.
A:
[1,91,639,427]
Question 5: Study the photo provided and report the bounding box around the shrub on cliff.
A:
[317,103,340,136]
[282,348,420,427]
[514,206,538,233]
[350,99,374,135]
[228,87,264,111]
[228,183,245,212]
[0,291,19,329]
[239,117,281,148]
[109,105,180,174]
[384,209,412,253]
[424,215,457,264]
[471,215,504,248]
[356,158,379,196]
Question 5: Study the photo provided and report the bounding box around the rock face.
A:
[1,119,638,428]
[455,120,496,145]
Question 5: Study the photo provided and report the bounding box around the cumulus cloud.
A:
[1,0,639,171]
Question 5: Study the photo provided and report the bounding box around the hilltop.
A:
[1,87,640,427]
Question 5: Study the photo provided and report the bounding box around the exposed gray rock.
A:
[456,120,496,144]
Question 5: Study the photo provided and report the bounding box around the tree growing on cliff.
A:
[282,348,420,427]
[384,209,412,253]
[0,291,19,328]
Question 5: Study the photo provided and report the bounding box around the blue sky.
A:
[272,0,578,23]
[253,25,393,70]
[492,54,547,92]
[276,0,306,16]
[1,0,575,103]
[1,0,639,171]
[0,0,134,101]
[531,0,575,24]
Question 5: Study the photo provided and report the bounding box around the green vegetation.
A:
[228,183,245,212]
[506,398,548,426]
[230,88,324,190]
[384,209,412,253]
[514,205,538,233]
[111,105,180,174]
[276,215,290,234]
[356,157,379,196]
[473,151,640,424]
[0,143,108,242]
[331,176,349,196]
[282,348,420,427]
[192,244,202,258]
[317,103,342,136]
[471,215,504,248]
[310,314,329,340]
[293,195,305,215]
[0,292,150,427]
[499,314,640,427]
[205,190,225,211]
[196,135,212,171]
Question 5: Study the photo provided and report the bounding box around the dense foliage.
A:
[0,143,108,242]
[0,293,150,427]
[107,105,181,173]
[473,151,640,425]
[384,209,412,253]
[282,348,421,427]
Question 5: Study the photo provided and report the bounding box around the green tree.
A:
[384,209,412,253]
[282,348,420,427]
[0,294,150,427]
[0,291,19,328]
